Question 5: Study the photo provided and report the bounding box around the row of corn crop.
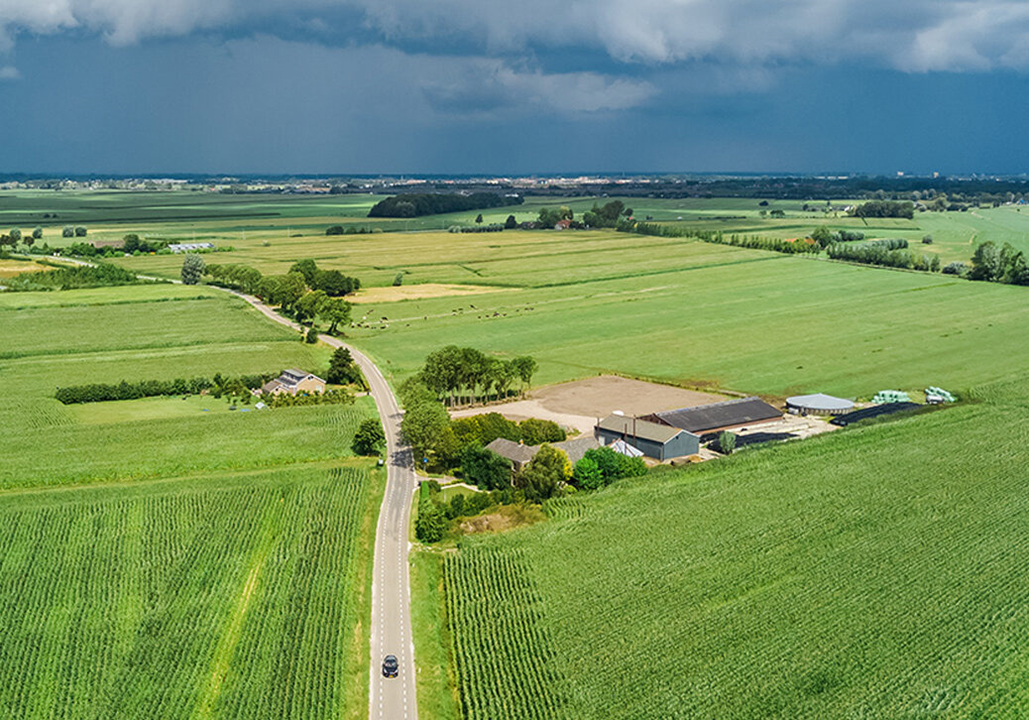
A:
[443,546,568,720]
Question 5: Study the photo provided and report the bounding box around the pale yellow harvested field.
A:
[348,283,511,304]
[0,260,49,279]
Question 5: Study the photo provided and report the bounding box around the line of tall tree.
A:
[368,193,522,218]
[204,259,356,334]
[55,372,276,404]
[826,241,939,271]
[420,345,537,407]
[624,221,820,254]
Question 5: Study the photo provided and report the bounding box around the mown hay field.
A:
[346,251,1029,399]
[437,381,1029,718]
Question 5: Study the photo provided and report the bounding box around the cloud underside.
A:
[1,0,1029,73]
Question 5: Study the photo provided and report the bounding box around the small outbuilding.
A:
[785,393,854,415]
[595,415,699,461]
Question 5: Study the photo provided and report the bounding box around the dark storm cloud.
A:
[1,1,1028,173]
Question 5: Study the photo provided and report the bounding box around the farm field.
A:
[347,252,1029,400]
[30,192,1022,401]
[430,379,1029,718]
[0,461,383,720]
[10,189,1029,280]
[0,282,376,488]
[0,277,384,719]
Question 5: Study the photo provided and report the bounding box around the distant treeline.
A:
[827,242,939,272]
[368,193,522,218]
[55,372,276,404]
[624,221,820,254]
[325,225,381,235]
[5,263,144,291]
[850,200,915,219]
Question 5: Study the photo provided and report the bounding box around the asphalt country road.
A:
[229,291,420,720]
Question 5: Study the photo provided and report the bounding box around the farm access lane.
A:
[225,290,420,720]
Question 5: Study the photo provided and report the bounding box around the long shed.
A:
[642,396,782,436]
[595,415,699,461]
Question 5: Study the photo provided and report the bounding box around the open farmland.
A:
[0,462,382,720]
[0,278,385,719]
[0,283,383,488]
[430,379,1029,718]
[346,250,1029,400]
[32,192,1025,401]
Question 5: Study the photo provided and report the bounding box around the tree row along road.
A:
[227,290,420,720]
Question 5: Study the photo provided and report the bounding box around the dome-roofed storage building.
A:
[786,393,854,415]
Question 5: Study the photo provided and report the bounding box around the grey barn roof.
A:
[649,396,781,433]
[596,415,689,444]
[487,436,601,467]
[485,438,538,465]
[552,436,600,465]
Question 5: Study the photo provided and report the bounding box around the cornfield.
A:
[0,465,371,719]
[443,547,567,720]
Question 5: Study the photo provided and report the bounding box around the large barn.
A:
[641,396,782,438]
[595,415,699,461]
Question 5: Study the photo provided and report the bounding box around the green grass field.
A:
[433,380,1029,718]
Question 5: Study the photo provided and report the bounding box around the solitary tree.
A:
[32,227,43,240]
[320,296,352,335]
[9,229,21,244]
[74,226,88,237]
[62,226,75,238]
[352,419,386,455]
[327,347,363,385]
[475,213,484,224]
[515,444,570,503]
[504,215,518,229]
[718,431,737,455]
[180,254,205,285]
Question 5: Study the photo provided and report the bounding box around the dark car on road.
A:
[382,654,399,678]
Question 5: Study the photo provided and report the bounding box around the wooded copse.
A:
[421,345,537,407]
[397,348,546,471]
[968,241,1029,285]
[5,263,145,291]
[849,200,915,219]
[367,192,522,218]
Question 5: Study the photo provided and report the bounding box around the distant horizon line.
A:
[3,171,1028,182]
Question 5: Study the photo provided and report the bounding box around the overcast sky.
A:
[1,0,1028,174]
